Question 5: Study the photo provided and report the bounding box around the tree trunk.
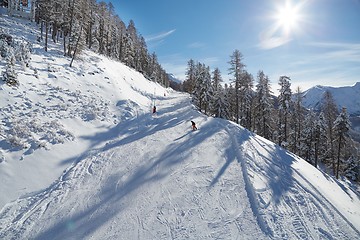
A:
[67,0,75,56]
[69,26,82,67]
[45,21,49,52]
[314,141,318,168]
[336,135,342,179]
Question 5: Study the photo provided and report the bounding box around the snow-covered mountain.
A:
[1,15,360,239]
[167,73,182,84]
[302,82,360,116]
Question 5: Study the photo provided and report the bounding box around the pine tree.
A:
[192,63,212,113]
[313,112,327,168]
[228,49,245,124]
[241,71,254,129]
[212,68,222,92]
[254,70,273,139]
[225,83,237,122]
[183,59,196,93]
[290,86,305,154]
[299,111,316,163]
[277,76,292,148]
[36,0,52,51]
[211,84,230,119]
[333,107,351,179]
[210,68,229,118]
[200,66,213,115]
[343,154,359,181]
[321,91,339,175]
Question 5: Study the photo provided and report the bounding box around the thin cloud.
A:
[201,57,219,66]
[304,42,360,62]
[258,24,292,49]
[188,42,205,49]
[145,29,176,42]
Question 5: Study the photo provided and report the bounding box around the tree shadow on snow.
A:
[35,97,222,239]
[249,136,296,205]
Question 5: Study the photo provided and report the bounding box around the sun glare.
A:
[260,0,307,49]
[275,1,302,35]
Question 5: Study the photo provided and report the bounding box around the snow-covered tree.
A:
[192,62,213,114]
[321,91,339,175]
[228,49,246,124]
[2,49,18,86]
[333,107,351,179]
[277,76,292,147]
[254,70,273,139]
[299,111,316,163]
[183,59,196,93]
[240,71,254,129]
[313,112,328,168]
[289,86,305,154]
[17,41,32,68]
[210,69,229,118]
[225,83,237,122]
[211,84,230,119]
[343,154,359,181]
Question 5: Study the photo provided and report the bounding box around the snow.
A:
[302,82,360,115]
[1,15,360,239]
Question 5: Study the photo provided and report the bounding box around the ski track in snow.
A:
[0,92,359,239]
[241,133,360,239]
[0,93,261,239]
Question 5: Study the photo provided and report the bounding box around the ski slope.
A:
[0,14,360,240]
[1,91,359,239]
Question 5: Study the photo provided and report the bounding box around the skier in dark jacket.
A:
[191,121,197,131]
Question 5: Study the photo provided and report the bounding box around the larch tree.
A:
[228,49,246,124]
[254,70,273,140]
[313,112,328,168]
[210,68,228,118]
[240,71,254,129]
[183,59,196,93]
[290,86,305,155]
[321,90,339,175]
[333,107,351,179]
[277,76,292,148]
[299,110,316,163]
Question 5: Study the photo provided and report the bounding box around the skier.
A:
[152,106,156,114]
[191,121,197,131]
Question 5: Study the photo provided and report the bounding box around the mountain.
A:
[167,73,182,84]
[302,82,360,116]
[1,15,360,239]
[167,73,183,91]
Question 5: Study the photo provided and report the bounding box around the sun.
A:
[259,0,307,49]
[275,1,302,36]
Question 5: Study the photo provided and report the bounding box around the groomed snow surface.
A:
[1,15,360,239]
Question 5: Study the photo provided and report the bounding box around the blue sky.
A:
[106,0,360,92]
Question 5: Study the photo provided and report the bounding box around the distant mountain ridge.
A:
[167,73,182,84]
[302,82,360,116]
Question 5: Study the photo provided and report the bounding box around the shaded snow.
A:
[0,15,360,239]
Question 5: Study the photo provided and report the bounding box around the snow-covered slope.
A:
[302,82,360,115]
[0,15,166,209]
[1,15,360,239]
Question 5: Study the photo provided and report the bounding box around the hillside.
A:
[1,15,360,239]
